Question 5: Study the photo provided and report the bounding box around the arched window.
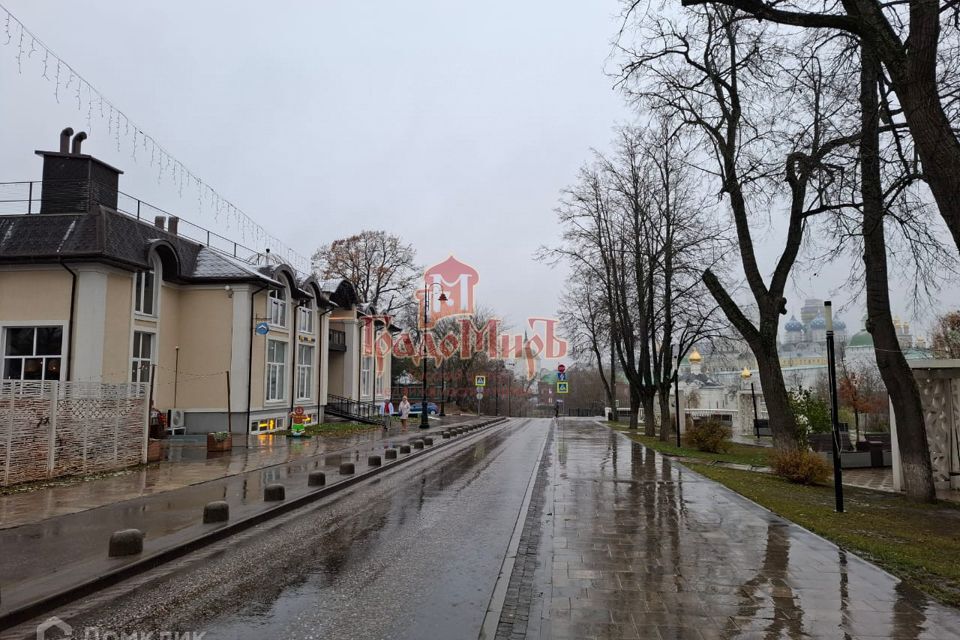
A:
[134,256,160,315]
[268,287,287,327]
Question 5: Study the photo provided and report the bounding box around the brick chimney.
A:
[34,127,123,214]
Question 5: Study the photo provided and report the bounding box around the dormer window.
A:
[298,303,314,334]
[134,258,159,315]
[268,288,287,327]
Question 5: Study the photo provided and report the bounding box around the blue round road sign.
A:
[255,322,270,335]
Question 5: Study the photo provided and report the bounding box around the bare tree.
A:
[559,268,619,419]
[617,7,859,449]
[930,310,960,357]
[312,230,419,316]
[668,0,960,257]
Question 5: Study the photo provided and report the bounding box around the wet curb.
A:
[0,416,509,631]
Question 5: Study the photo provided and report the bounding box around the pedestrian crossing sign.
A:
[475,375,486,387]
[557,381,569,394]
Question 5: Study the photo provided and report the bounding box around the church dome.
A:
[848,330,874,348]
[784,316,804,332]
[809,314,827,329]
[688,349,702,363]
[834,318,847,331]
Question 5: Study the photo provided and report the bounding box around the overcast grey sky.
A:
[1,1,954,340]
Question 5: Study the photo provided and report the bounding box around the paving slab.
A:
[497,418,960,640]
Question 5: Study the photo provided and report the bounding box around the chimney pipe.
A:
[154,215,166,230]
[71,131,87,155]
[59,128,74,153]
[168,216,179,235]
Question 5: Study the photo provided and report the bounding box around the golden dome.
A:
[689,349,702,363]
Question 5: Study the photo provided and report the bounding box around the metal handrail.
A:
[0,179,311,276]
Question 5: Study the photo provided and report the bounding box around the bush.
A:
[683,420,731,453]
[770,449,831,485]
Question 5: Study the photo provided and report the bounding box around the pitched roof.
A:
[0,208,278,284]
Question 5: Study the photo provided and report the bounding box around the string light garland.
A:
[0,2,310,274]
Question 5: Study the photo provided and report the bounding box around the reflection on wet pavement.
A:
[541,420,960,640]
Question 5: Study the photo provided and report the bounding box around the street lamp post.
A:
[674,349,682,448]
[741,367,758,437]
[439,358,446,417]
[420,283,447,429]
[824,300,845,513]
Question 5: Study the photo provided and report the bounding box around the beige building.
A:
[0,129,390,435]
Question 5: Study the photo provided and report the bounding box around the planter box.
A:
[206,433,233,453]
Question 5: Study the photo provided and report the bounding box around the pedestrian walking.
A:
[399,395,411,431]
[382,398,394,430]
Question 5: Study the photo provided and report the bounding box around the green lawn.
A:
[689,463,960,608]
[608,423,772,467]
[301,422,380,436]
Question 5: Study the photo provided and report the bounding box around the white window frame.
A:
[1,324,65,382]
[297,304,314,334]
[360,355,372,399]
[265,338,288,402]
[130,330,155,384]
[375,367,384,398]
[249,415,286,433]
[134,257,160,317]
[296,343,314,401]
[268,288,287,328]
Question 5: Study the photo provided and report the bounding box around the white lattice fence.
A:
[0,381,148,486]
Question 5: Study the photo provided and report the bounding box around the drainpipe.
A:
[316,306,333,421]
[289,299,299,418]
[245,284,268,443]
[59,260,77,381]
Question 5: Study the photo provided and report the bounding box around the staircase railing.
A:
[326,394,382,424]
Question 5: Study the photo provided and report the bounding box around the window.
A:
[249,416,286,433]
[298,305,314,334]
[2,326,63,381]
[265,339,287,402]
[268,289,287,327]
[375,368,384,397]
[360,355,372,398]
[296,344,314,400]
[131,331,153,384]
[135,268,156,315]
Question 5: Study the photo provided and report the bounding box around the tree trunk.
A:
[628,384,640,429]
[658,388,673,442]
[642,393,657,437]
[609,339,619,422]
[755,341,801,451]
[860,46,936,502]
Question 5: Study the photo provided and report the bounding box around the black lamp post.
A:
[439,357,446,417]
[824,300,845,512]
[420,283,447,428]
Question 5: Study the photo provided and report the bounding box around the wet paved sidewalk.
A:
[0,417,467,529]
[0,418,484,618]
[502,418,960,639]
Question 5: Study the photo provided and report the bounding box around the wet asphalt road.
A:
[28,418,549,640]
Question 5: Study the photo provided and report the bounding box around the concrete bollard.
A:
[108,529,144,557]
[264,484,286,501]
[423,437,434,446]
[308,471,326,487]
[368,455,382,467]
[203,500,230,524]
[442,431,450,439]
[385,448,398,459]
[413,439,425,449]
[340,462,355,475]
[399,444,411,454]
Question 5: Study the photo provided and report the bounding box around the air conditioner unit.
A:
[169,409,185,429]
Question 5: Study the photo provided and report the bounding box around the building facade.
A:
[0,129,381,435]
